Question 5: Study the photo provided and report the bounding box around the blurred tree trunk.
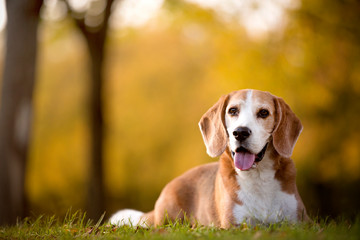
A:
[67,0,115,220]
[0,0,43,225]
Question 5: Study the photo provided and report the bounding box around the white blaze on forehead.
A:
[237,90,254,127]
[226,89,257,135]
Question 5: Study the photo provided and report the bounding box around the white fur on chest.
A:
[233,157,298,225]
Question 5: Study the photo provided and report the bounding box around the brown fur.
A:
[199,94,229,157]
[144,149,244,228]
[142,89,309,227]
[273,97,303,158]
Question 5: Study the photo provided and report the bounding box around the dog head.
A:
[199,89,302,171]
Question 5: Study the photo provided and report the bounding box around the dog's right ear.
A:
[199,94,229,157]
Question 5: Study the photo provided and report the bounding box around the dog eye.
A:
[228,107,239,116]
[257,109,269,118]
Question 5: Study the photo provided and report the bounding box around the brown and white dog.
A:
[110,89,309,227]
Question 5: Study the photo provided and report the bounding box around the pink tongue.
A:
[234,152,256,171]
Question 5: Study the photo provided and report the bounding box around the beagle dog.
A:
[110,89,309,227]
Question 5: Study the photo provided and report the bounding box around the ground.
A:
[0,211,359,239]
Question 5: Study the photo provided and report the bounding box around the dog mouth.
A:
[231,143,268,171]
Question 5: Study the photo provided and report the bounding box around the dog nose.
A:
[233,127,252,141]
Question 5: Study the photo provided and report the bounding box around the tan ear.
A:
[272,97,303,158]
[198,94,229,157]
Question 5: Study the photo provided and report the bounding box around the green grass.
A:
[1,211,359,240]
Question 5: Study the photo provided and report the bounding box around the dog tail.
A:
[109,209,154,227]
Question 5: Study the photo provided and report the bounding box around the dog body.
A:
[110,89,308,227]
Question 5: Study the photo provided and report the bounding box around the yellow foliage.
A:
[5,0,358,217]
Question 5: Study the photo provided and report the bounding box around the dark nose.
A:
[233,127,252,141]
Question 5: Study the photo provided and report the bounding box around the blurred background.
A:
[0,0,359,224]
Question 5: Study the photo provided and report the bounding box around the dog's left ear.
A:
[199,94,229,158]
[272,96,303,158]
